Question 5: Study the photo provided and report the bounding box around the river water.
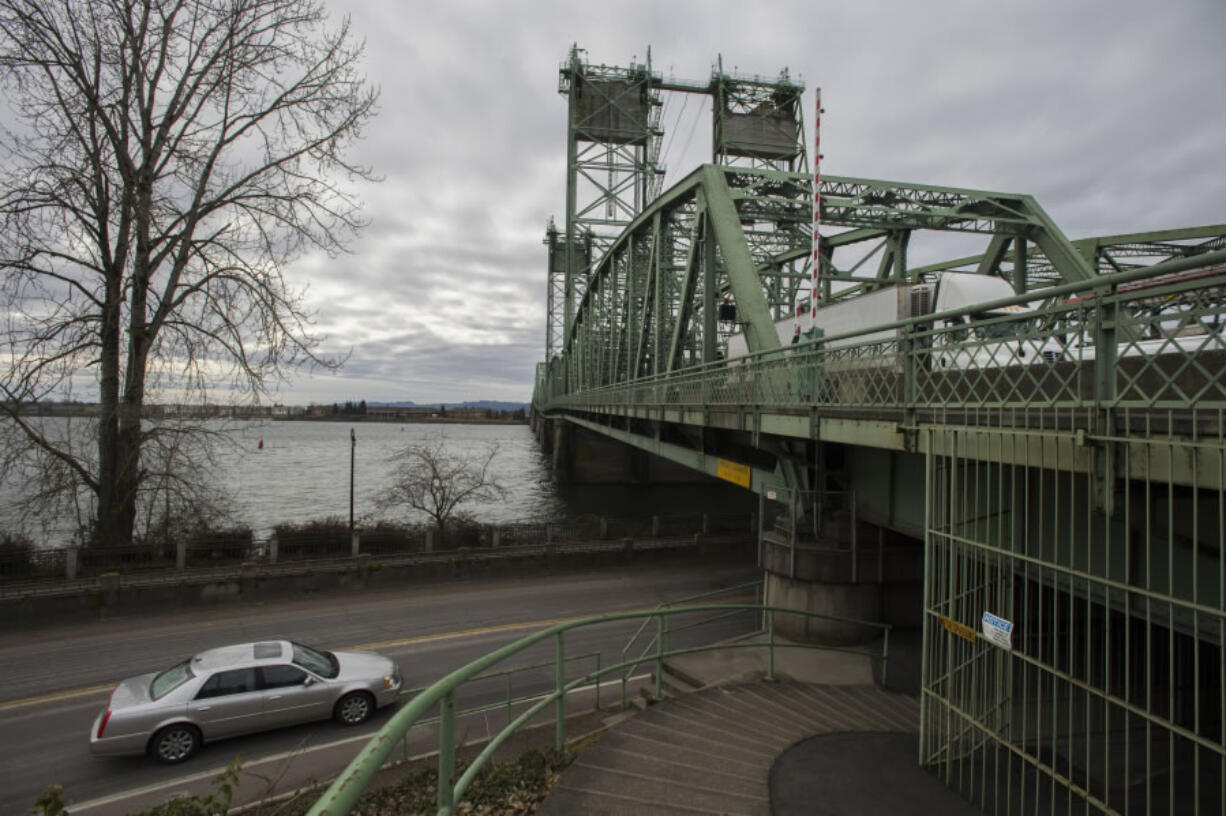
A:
[1,419,755,545]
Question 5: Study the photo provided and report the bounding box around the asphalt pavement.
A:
[0,561,758,815]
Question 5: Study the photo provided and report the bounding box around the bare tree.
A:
[375,440,508,533]
[0,0,378,546]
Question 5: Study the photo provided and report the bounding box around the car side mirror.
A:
[303,676,316,686]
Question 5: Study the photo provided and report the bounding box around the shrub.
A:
[0,532,36,579]
[184,526,255,564]
[273,518,351,559]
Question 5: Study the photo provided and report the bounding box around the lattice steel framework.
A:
[539,165,1177,400]
[546,48,812,364]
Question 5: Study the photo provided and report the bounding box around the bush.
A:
[0,532,36,579]
[273,517,351,559]
[184,526,255,565]
[358,522,424,555]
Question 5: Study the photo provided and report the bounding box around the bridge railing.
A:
[304,603,890,816]
[541,256,1226,430]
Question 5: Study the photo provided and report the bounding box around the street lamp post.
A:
[349,427,356,535]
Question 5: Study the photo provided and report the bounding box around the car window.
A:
[195,668,257,699]
[151,661,195,700]
[291,642,339,679]
[261,664,308,689]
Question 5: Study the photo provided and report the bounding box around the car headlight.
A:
[382,676,397,690]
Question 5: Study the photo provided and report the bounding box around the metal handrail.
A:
[616,580,761,703]
[305,603,889,816]
[391,649,602,761]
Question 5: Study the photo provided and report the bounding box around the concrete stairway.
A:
[538,680,919,816]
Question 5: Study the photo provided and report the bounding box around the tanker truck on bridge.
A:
[725,270,1060,368]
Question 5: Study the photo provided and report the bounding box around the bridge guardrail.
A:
[305,603,890,816]
[540,257,1226,430]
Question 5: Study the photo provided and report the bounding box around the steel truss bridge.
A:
[533,46,1226,816]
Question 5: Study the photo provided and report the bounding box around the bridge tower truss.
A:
[546,48,816,366]
[551,46,663,360]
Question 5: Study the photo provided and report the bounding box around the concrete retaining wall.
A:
[1,537,755,627]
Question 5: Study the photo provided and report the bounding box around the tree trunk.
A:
[94,266,124,548]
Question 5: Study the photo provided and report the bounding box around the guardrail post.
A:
[65,546,78,581]
[757,493,764,568]
[788,491,797,579]
[850,490,858,584]
[599,516,608,539]
[701,513,709,534]
[555,631,566,752]
[176,538,186,571]
[882,627,890,689]
[425,529,434,553]
[651,515,660,537]
[438,690,456,815]
[491,526,500,548]
[351,530,360,558]
[269,535,279,565]
[655,614,665,699]
[767,609,776,681]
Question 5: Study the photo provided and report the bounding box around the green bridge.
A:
[314,47,1226,814]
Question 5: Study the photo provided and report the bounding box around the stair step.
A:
[599,729,767,777]
[661,660,705,692]
[543,785,761,816]
[580,744,766,798]
[538,679,920,816]
[559,761,767,814]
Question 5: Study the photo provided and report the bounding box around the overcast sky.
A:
[282,0,1224,406]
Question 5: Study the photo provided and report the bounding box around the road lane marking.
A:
[1,606,661,711]
[0,683,113,712]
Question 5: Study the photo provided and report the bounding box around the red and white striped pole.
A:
[810,87,822,329]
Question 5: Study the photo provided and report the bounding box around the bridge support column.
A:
[764,572,881,645]
[551,421,572,483]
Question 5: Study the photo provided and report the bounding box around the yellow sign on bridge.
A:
[716,458,751,488]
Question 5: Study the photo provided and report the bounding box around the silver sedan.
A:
[89,640,402,763]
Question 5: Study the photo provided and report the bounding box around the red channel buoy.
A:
[258,439,264,450]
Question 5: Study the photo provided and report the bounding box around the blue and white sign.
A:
[981,611,1014,650]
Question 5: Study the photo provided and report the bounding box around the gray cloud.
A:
[26,0,1223,405]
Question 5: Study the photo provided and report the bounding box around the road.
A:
[0,561,758,815]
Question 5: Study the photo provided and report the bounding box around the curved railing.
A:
[305,603,890,815]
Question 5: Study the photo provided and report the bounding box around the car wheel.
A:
[334,691,374,726]
[150,724,201,764]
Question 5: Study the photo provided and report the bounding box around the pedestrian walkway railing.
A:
[305,603,890,816]
[617,580,762,702]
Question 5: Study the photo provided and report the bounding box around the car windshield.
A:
[150,661,195,700]
[292,642,339,679]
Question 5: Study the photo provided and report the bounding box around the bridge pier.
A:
[759,491,924,646]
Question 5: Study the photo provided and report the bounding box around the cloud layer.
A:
[123,1,1226,403]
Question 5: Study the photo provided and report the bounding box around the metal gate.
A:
[921,425,1225,815]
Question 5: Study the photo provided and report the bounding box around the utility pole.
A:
[349,427,356,535]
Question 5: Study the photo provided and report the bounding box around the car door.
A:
[258,664,334,727]
[187,668,265,738]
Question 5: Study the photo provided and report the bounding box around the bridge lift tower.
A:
[545,46,810,365]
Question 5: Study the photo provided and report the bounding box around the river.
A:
[1,419,755,546]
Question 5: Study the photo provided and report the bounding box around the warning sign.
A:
[716,458,751,488]
[938,614,977,644]
[981,611,1014,650]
